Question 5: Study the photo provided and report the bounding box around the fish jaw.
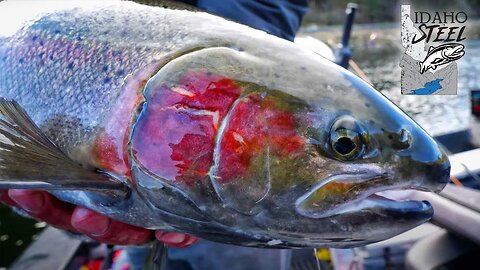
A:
[253,198,434,248]
[289,154,449,247]
[295,162,449,220]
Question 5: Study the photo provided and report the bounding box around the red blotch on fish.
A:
[131,71,304,187]
[216,94,304,183]
[131,72,241,186]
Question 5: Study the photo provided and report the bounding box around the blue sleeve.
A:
[184,0,309,41]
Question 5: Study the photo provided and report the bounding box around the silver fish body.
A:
[0,0,450,248]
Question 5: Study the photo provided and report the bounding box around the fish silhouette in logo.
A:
[419,43,465,74]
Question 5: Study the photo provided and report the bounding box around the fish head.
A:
[259,46,450,247]
[285,72,451,241]
[129,34,449,247]
[442,43,465,59]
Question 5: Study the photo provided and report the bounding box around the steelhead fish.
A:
[419,43,465,74]
[0,0,450,248]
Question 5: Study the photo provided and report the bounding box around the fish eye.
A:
[329,116,365,161]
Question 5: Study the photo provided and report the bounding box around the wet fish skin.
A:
[0,0,450,248]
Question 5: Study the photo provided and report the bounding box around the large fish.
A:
[0,0,450,248]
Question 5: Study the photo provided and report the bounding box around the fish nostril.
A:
[392,129,411,150]
[399,129,409,143]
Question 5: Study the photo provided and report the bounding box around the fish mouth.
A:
[295,172,436,219]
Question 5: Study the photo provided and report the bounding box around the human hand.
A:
[0,189,198,247]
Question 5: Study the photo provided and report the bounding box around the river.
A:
[305,23,480,137]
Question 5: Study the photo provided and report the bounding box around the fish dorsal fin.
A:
[0,99,128,196]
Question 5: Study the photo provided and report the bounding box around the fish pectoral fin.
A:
[0,99,128,196]
[431,58,444,65]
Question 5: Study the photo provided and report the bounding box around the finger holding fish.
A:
[1,188,196,246]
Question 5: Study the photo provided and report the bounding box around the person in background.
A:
[184,0,308,41]
[0,0,309,268]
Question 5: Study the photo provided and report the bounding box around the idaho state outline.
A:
[400,5,462,95]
